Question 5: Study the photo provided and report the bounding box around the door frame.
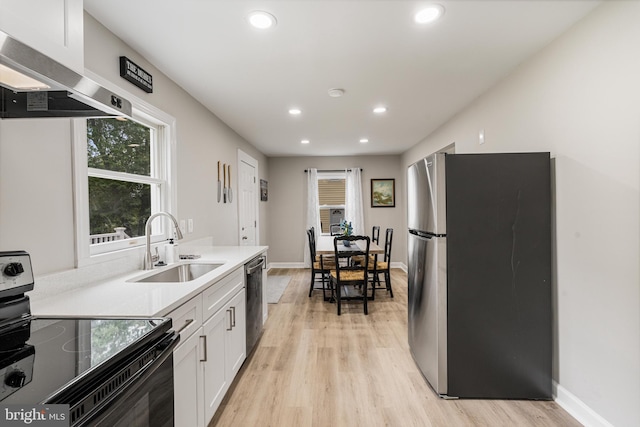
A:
[237,149,260,245]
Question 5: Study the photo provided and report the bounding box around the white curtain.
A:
[304,168,319,268]
[345,168,365,236]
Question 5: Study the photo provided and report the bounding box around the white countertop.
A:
[30,246,267,318]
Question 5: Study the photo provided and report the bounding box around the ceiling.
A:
[84,0,600,157]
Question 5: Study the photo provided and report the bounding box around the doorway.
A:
[238,150,259,245]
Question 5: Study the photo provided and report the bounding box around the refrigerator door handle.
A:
[409,229,444,239]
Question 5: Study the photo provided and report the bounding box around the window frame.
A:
[72,75,177,267]
[317,171,346,235]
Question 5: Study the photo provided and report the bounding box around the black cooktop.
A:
[0,313,171,405]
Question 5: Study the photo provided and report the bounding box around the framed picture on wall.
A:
[371,179,395,208]
[260,179,268,201]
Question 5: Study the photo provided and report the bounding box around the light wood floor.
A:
[210,269,580,427]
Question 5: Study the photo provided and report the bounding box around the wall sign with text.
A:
[119,56,153,93]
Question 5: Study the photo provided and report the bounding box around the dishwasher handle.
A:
[246,257,265,275]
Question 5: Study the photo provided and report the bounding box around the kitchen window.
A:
[317,172,345,234]
[73,102,176,263]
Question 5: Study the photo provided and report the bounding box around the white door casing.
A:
[238,150,258,246]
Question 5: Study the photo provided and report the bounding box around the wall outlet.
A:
[479,129,485,145]
[179,220,186,234]
[188,219,194,233]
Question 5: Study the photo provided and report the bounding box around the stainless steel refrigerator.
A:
[407,152,552,399]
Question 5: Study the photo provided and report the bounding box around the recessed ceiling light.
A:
[359,138,369,143]
[301,139,310,144]
[328,88,345,98]
[247,11,277,29]
[373,106,387,114]
[415,5,444,24]
[289,108,302,115]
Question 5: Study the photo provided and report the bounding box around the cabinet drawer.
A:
[202,268,244,322]
[168,294,203,341]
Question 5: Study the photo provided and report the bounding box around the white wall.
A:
[403,2,639,426]
[266,155,405,266]
[0,119,76,274]
[0,13,269,276]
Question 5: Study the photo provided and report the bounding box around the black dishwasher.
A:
[244,255,265,355]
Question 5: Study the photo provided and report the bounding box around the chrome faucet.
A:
[144,212,184,270]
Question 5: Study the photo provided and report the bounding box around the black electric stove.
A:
[0,305,172,405]
[0,251,178,426]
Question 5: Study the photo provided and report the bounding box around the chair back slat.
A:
[307,229,317,261]
[383,228,393,263]
[372,226,380,244]
[310,227,317,253]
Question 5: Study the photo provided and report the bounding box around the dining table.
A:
[315,234,384,255]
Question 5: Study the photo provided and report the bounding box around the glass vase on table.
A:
[340,220,353,246]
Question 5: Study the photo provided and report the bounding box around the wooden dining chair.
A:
[310,226,335,264]
[366,224,382,267]
[307,229,334,299]
[352,225,380,266]
[369,228,393,299]
[329,235,370,315]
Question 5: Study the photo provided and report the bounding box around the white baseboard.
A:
[391,262,407,272]
[554,382,613,427]
[267,262,306,271]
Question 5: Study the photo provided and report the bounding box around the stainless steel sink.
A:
[130,262,224,283]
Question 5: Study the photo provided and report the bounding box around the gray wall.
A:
[0,13,269,276]
[266,155,405,265]
[83,14,269,249]
[403,2,639,426]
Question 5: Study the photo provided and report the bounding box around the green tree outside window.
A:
[87,118,153,238]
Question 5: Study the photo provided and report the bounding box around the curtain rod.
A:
[304,168,363,172]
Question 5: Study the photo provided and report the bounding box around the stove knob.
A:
[5,370,27,388]
[4,262,24,277]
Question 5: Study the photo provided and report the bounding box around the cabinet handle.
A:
[175,318,194,335]
[227,309,233,331]
[199,335,207,362]
[231,306,236,328]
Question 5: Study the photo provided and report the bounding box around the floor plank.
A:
[209,268,581,427]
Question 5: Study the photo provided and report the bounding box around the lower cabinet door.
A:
[226,289,247,379]
[202,304,228,423]
[173,329,205,427]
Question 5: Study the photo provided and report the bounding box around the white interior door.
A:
[238,150,258,246]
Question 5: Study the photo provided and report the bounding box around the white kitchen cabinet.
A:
[173,329,204,427]
[202,299,231,423]
[171,294,204,427]
[225,288,246,380]
[0,0,84,73]
[203,287,246,423]
[169,267,247,427]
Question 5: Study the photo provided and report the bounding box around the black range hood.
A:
[0,30,132,119]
